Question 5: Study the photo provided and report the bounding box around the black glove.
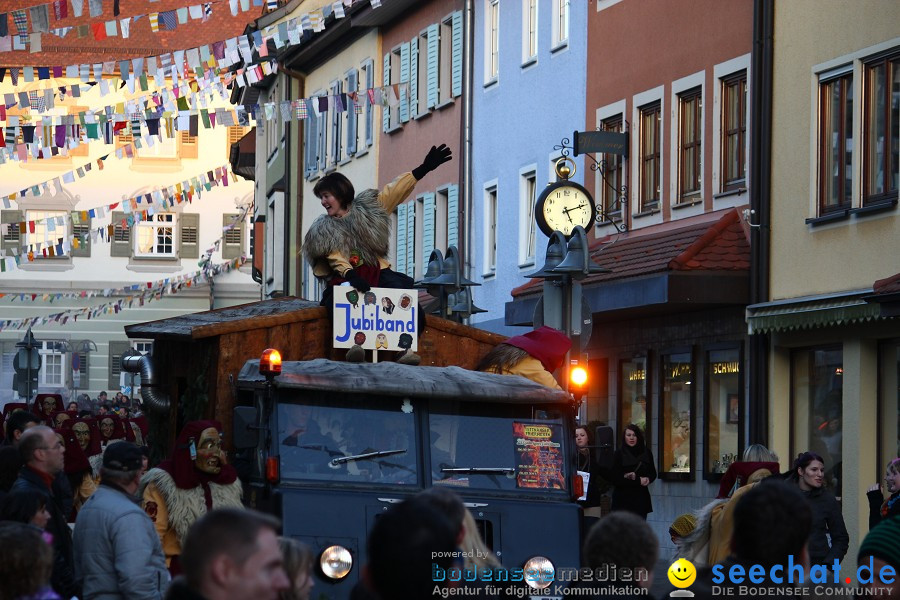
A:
[412,144,452,180]
[344,269,371,292]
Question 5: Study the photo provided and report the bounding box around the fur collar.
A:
[302,189,391,276]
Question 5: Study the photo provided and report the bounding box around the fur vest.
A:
[302,189,391,277]
[139,467,243,546]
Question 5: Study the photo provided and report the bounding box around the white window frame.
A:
[631,85,665,228]
[387,46,403,130]
[670,70,705,219]
[361,58,376,151]
[133,341,153,356]
[552,0,569,50]
[345,68,359,158]
[330,79,343,166]
[25,210,70,259]
[439,15,454,105]
[484,0,500,85]
[522,0,538,66]
[38,340,66,387]
[713,54,751,210]
[134,212,177,258]
[483,180,499,276]
[519,166,538,268]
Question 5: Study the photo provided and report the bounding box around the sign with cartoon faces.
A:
[332,287,418,352]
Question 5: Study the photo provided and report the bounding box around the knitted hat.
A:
[504,326,572,374]
[858,515,900,567]
[669,513,697,538]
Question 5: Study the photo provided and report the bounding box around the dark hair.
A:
[313,172,355,209]
[417,487,467,535]
[367,496,457,599]
[181,508,282,590]
[575,425,594,446]
[0,490,47,524]
[0,522,54,598]
[732,478,812,566]
[621,423,646,452]
[6,411,40,440]
[474,344,531,375]
[583,511,658,574]
[786,451,825,483]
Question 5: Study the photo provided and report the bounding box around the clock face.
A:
[536,182,596,236]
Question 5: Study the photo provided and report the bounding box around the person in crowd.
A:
[0,489,51,529]
[74,441,169,600]
[278,537,314,600]
[96,391,109,406]
[575,425,611,533]
[418,486,503,572]
[866,457,900,528]
[302,145,452,365]
[11,426,80,599]
[0,521,60,600]
[363,495,458,599]
[784,451,848,567]
[610,424,656,520]
[716,443,780,499]
[673,478,814,599]
[669,513,697,548]
[475,326,572,390]
[97,403,110,417]
[141,420,243,574]
[70,417,104,479]
[98,414,128,447]
[0,411,40,493]
[58,427,96,518]
[66,401,78,413]
[856,515,900,598]
[33,395,64,425]
[165,508,289,600]
[75,393,93,413]
[565,511,659,598]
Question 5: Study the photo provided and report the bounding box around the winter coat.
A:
[11,466,81,599]
[73,483,169,600]
[801,486,849,565]
[164,578,208,600]
[609,446,656,517]
[867,489,900,530]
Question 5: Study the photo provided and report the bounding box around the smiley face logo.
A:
[667,558,696,588]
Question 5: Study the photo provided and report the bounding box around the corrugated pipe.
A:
[121,354,170,414]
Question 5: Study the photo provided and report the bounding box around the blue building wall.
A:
[470,0,588,335]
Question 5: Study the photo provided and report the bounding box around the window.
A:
[71,211,91,257]
[878,341,900,471]
[791,346,842,496]
[721,72,747,191]
[639,102,661,212]
[552,0,568,48]
[1,210,21,252]
[678,87,702,203]
[37,340,66,387]
[361,59,375,148]
[819,71,853,214]
[415,33,429,115]
[383,47,403,131]
[395,203,416,278]
[25,210,70,259]
[133,341,153,355]
[619,356,648,437]
[303,93,322,178]
[600,115,624,221]
[330,80,343,165]
[486,186,498,272]
[346,69,359,156]
[108,340,131,390]
[523,0,537,63]
[659,351,693,480]
[439,17,454,105]
[863,52,899,205]
[487,0,500,82]
[136,135,178,159]
[180,131,199,159]
[134,213,176,258]
[705,347,742,480]
[520,171,537,265]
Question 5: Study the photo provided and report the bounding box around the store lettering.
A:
[712,361,740,374]
[628,369,646,381]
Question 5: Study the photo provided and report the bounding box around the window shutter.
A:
[447,184,459,247]
[70,211,91,257]
[1,210,23,252]
[179,213,200,259]
[451,11,463,97]
[405,201,416,277]
[108,340,131,391]
[347,69,358,156]
[383,53,391,132]
[427,24,439,108]
[422,193,435,260]
[222,213,244,260]
[305,104,318,177]
[396,204,407,275]
[409,37,419,117]
[110,211,132,257]
[364,58,375,147]
[399,42,410,123]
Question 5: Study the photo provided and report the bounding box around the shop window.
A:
[618,356,649,439]
[791,346,843,496]
[705,346,742,480]
[879,341,900,465]
[659,351,693,480]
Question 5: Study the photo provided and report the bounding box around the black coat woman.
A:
[575,425,610,534]
[610,424,656,520]
[785,451,849,566]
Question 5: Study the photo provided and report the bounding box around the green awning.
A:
[746,292,885,335]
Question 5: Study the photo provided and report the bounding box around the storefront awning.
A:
[746,291,884,335]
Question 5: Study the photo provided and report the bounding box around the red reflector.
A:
[266,456,280,483]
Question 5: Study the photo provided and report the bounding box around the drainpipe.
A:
[748,0,774,446]
[461,0,475,285]
[121,354,169,414]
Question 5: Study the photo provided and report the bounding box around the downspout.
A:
[461,0,475,286]
[748,0,774,445]
[121,354,169,414]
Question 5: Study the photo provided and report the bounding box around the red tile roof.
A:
[873,272,900,296]
[0,0,260,67]
[511,207,750,299]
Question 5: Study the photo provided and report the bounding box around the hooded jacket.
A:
[801,485,849,565]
